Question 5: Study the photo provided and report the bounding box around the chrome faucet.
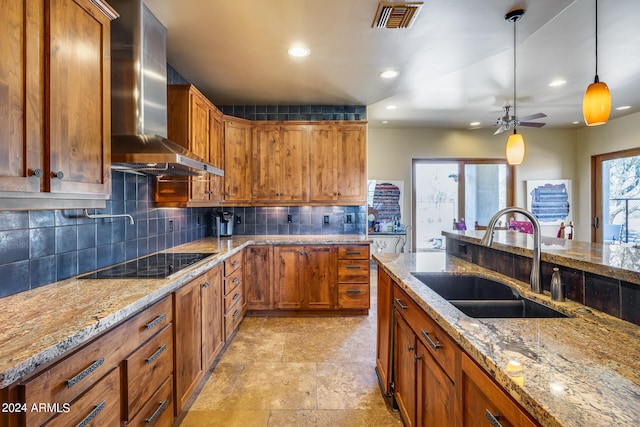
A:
[480,207,542,293]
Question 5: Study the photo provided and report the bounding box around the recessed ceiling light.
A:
[549,79,567,87]
[288,46,310,57]
[381,120,389,124]
[469,121,481,126]
[380,70,399,79]
[385,105,397,110]
[572,121,580,124]
[616,105,631,110]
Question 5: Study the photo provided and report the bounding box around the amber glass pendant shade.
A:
[583,79,611,126]
[506,132,525,165]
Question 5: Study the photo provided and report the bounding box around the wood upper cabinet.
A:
[251,123,309,203]
[224,116,252,203]
[273,245,337,310]
[245,245,273,310]
[309,123,367,205]
[157,84,224,207]
[0,0,117,209]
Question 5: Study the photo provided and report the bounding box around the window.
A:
[413,159,514,252]
[592,148,640,243]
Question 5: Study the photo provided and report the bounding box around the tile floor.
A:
[179,268,403,426]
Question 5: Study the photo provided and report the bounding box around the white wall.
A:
[367,125,577,239]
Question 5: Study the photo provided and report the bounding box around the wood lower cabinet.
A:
[223,251,245,341]
[376,267,393,398]
[0,0,117,210]
[274,245,337,310]
[394,313,418,427]
[245,245,273,310]
[174,265,224,414]
[337,245,370,309]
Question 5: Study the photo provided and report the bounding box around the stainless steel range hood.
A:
[109,0,223,177]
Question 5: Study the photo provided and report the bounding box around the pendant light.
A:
[583,0,611,126]
[505,9,526,165]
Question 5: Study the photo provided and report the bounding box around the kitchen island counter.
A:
[374,251,640,427]
[0,234,370,388]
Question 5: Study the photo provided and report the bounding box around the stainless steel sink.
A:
[411,273,569,319]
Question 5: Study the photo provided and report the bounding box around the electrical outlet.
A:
[235,215,241,224]
[287,214,292,223]
[197,215,201,226]
[346,214,352,224]
[168,219,174,232]
[323,215,330,224]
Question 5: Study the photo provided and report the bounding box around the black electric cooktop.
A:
[81,252,213,279]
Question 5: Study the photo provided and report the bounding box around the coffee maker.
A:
[214,211,235,237]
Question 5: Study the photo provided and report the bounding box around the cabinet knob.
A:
[30,168,43,177]
[52,171,64,179]
[414,353,421,361]
[407,345,414,352]
[202,281,211,288]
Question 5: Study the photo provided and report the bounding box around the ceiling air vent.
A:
[372,1,423,29]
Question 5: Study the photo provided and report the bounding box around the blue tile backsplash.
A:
[219,104,367,122]
[0,171,366,297]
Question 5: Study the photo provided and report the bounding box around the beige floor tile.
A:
[219,329,287,363]
[266,409,403,427]
[316,363,385,410]
[181,410,269,427]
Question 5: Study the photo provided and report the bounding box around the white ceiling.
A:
[143,0,640,131]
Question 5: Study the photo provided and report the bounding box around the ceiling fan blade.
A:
[519,121,546,128]
[494,126,506,135]
[519,112,547,121]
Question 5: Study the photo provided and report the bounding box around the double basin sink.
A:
[411,273,569,319]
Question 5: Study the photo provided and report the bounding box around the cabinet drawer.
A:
[224,301,244,341]
[123,324,173,421]
[337,284,370,309]
[224,251,243,276]
[126,375,174,427]
[45,366,120,427]
[122,296,173,354]
[224,285,243,313]
[393,286,457,380]
[338,245,370,259]
[338,259,370,283]
[224,268,243,295]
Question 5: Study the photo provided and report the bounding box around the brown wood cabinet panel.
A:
[376,268,393,396]
[461,353,539,427]
[309,125,337,202]
[126,375,174,427]
[244,245,273,310]
[416,341,456,427]
[123,324,173,421]
[273,246,305,309]
[279,124,310,202]
[224,117,252,203]
[337,259,370,283]
[202,265,224,369]
[251,124,280,201]
[45,367,120,427]
[224,250,244,276]
[208,107,225,202]
[338,245,370,259]
[394,314,417,427]
[305,245,336,309]
[337,283,370,309]
[334,124,367,203]
[173,278,203,414]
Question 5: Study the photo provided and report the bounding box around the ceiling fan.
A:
[493,9,547,135]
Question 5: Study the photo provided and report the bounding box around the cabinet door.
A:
[202,265,224,368]
[245,245,273,310]
[174,278,203,413]
[273,246,305,309]
[335,124,366,203]
[224,118,252,203]
[304,246,336,309]
[308,125,337,202]
[416,341,456,427]
[189,92,212,202]
[208,107,225,202]
[48,0,112,196]
[0,0,42,193]
[376,269,393,396]
[394,314,417,427]
[461,353,538,427]
[251,124,280,201]
[279,124,309,202]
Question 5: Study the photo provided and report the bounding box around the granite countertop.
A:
[443,229,640,285]
[0,234,370,388]
[373,251,640,427]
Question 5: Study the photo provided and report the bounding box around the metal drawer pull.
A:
[346,265,361,269]
[232,276,240,284]
[233,309,240,318]
[485,409,503,427]
[346,289,361,294]
[233,292,240,300]
[145,399,168,425]
[394,298,408,311]
[67,357,104,388]
[202,281,211,288]
[421,330,442,351]
[146,345,167,364]
[76,400,106,427]
[145,313,167,330]
[231,260,240,267]
[346,251,361,255]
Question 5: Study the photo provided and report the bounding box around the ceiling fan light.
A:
[506,132,525,165]
[583,79,611,126]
